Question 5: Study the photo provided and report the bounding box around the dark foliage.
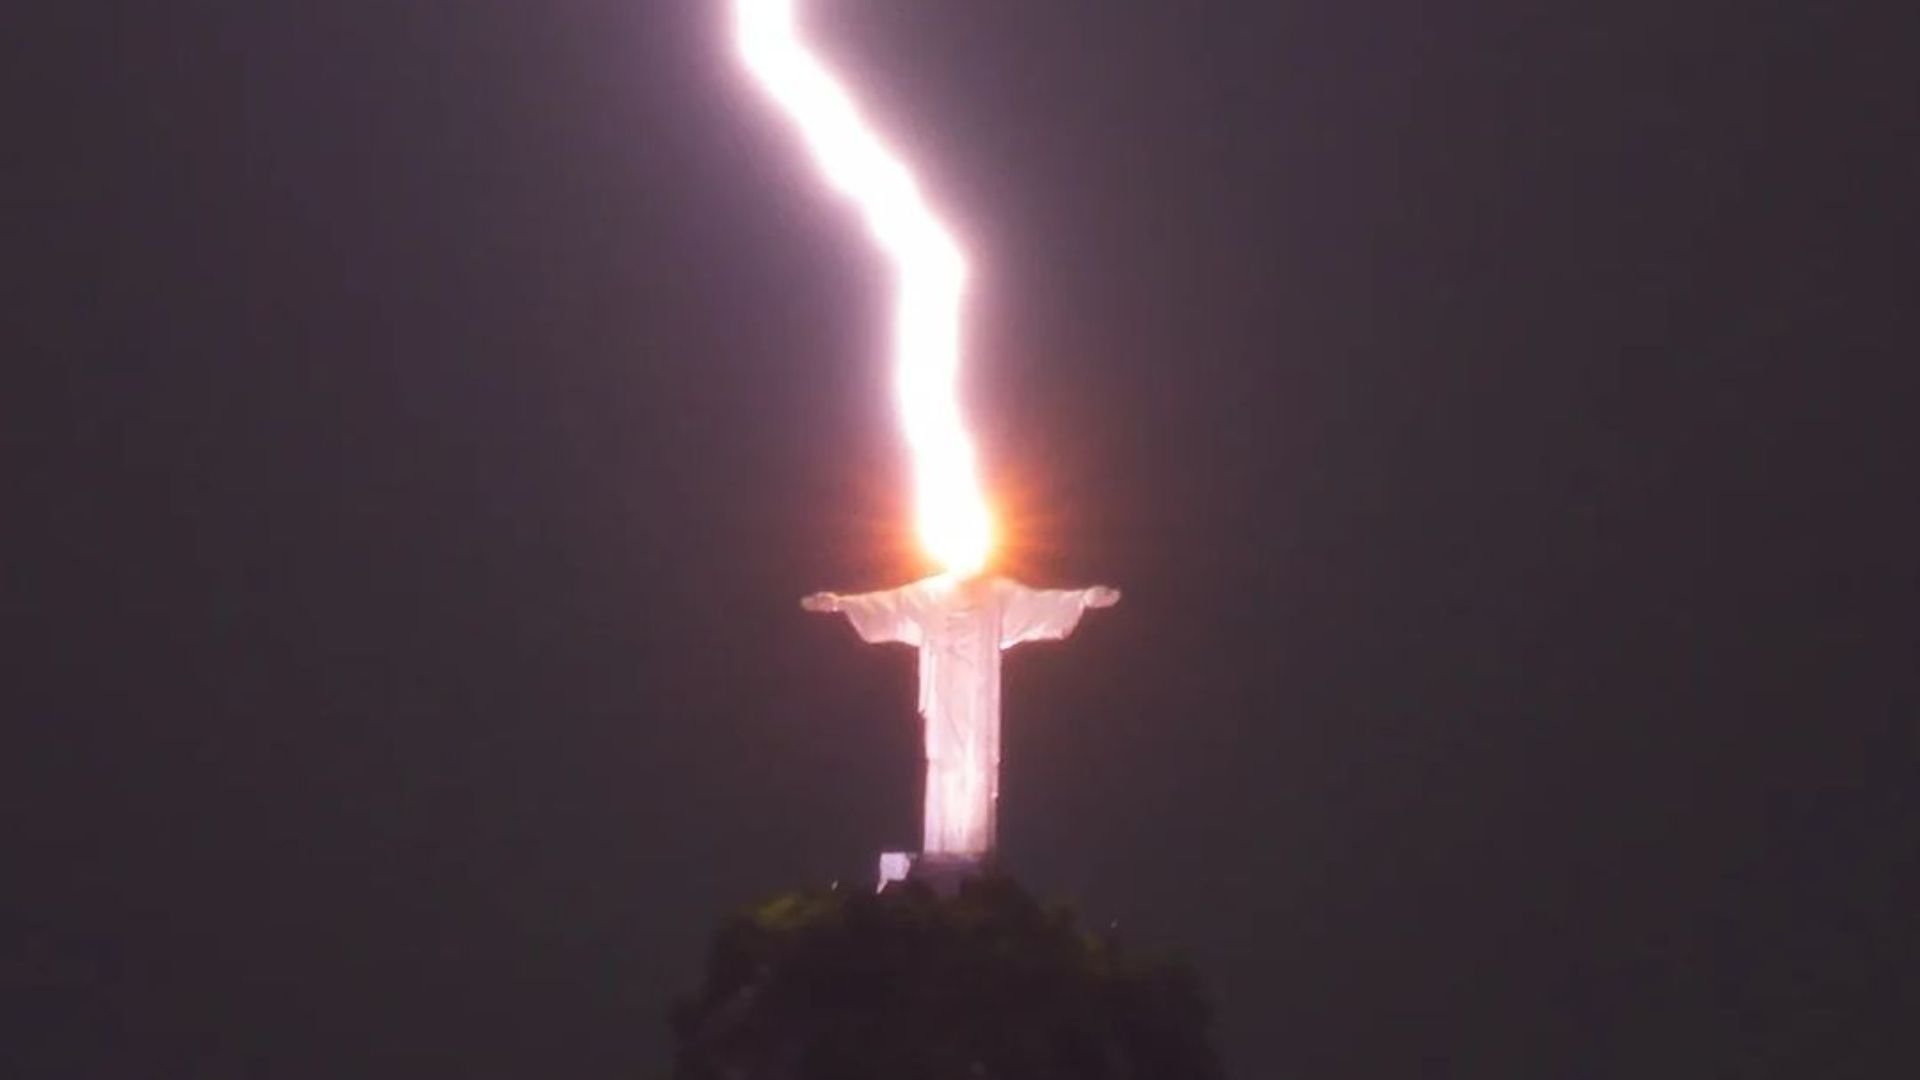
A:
[671,876,1223,1080]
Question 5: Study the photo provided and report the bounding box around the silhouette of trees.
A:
[671,875,1222,1080]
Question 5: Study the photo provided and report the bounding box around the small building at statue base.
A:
[877,851,989,895]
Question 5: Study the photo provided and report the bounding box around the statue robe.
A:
[833,575,1104,857]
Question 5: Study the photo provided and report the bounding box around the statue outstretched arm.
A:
[1000,583,1121,648]
[800,585,925,646]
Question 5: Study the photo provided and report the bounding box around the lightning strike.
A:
[737,1,1122,881]
[734,0,993,576]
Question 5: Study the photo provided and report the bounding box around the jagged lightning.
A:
[734,0,993,575]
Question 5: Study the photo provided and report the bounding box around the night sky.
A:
[10,2,1915,1076]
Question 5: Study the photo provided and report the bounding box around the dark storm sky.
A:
[10,2,1914,1076]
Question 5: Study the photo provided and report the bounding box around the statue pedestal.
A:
[876,851,989,895]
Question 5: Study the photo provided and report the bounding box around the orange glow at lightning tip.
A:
[734,0,995,576]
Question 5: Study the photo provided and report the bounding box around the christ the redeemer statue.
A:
[802,575,1120,860]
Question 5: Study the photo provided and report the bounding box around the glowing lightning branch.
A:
[735,0,993,576]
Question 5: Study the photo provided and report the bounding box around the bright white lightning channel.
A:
[734,0,993,576]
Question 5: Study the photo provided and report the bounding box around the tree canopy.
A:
[670,875,1222,1080]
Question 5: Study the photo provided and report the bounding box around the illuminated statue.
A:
[802,576,1121,859]
[738,2,1122,877]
